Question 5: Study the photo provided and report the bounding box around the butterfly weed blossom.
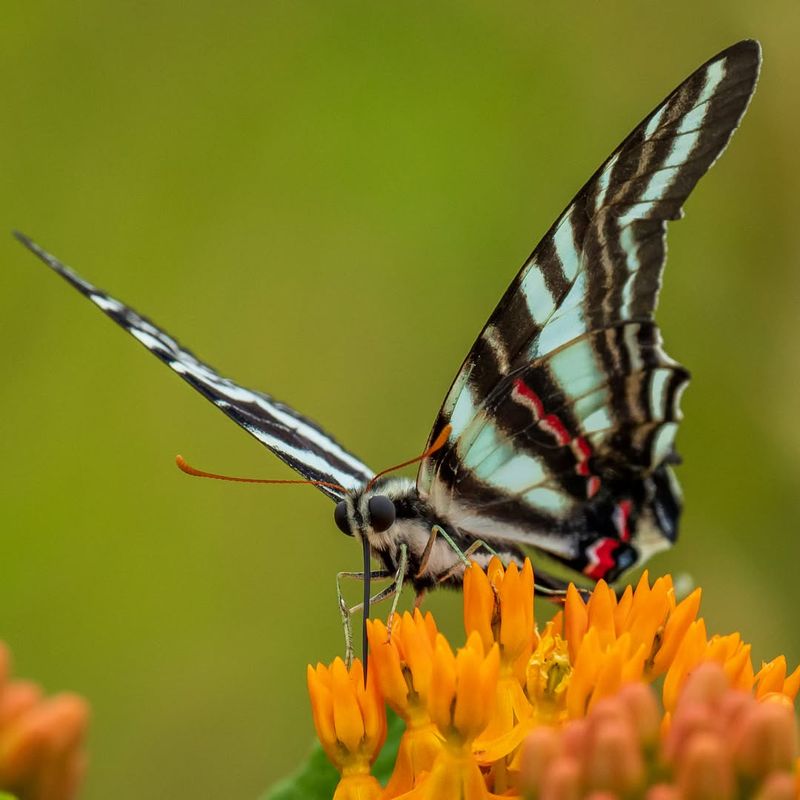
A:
[307,559,800,799]
[0,641,89,800]
[307,658,386,800]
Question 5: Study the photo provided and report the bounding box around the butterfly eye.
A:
[368,495,396,533]
[334,501,352,536]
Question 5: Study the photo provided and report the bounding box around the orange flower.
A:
[660,622,791,714]
[566,628,648,718]
[564,572,702,679]
[307,658,386,800]
[464,558,535,678]
[475,620,570,773]
[427,633,499,743]
[755,656,800,702]
[525,624,570,725]
[366,612,442,798]
[465,559,536,785]
[399,633,501,800]
[0,641,89,800]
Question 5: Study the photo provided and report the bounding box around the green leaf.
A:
[260,743,339,800]
[261,711,404,800]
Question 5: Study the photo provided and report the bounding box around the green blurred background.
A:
[2,3,799,798]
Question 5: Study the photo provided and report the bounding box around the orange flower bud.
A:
[645,785,679,800]
[0,642,89,800]
[734,699,798,778]
[540,757,582,800]
[615,683,660,745]
[676,732,734,800]
[755,772,797,800]
[584,717,644,793]
[518,727,561,790]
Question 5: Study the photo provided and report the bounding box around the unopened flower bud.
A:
[663,704,716,763]
[617,682,661,744]
[734,700,798,778]
[540,757,581,800]
[677,731,734,800]
[560,718,589,760]
[754,772,797,800]
[680,662,729,707]
[645,785,679,800]
[518,726,561,791]
[584,718,644,793]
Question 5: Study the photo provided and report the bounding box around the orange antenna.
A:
[366,424,452,491]
[175,455,347,493]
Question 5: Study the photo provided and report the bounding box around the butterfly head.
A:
[332,477,417,548]
[334,495,394,537]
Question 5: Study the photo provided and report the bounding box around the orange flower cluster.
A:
[521,662,799,799]
[306,559,800,799]
[0,642,89,800]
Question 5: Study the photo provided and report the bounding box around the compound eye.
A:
[368,495,396,533]
[334,501,352,536]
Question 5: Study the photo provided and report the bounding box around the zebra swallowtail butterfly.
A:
[18,40,760,603]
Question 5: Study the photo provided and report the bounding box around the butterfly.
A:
[18,40,760,616]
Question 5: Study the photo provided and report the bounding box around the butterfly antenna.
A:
[365,424,452,491]
[175,455,347,493]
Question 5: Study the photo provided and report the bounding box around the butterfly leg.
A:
[337,568,392,667]
[433,537,500,584]
[416,524,471,579]
[462,538,500,560]
[417,524,500,585]
[336,544,410,665]
[530,569,591,602]
[346,545,408,635]
[385,543,408,638]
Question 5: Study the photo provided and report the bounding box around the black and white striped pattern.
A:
[418,40,760,582]
[15,233,373,500]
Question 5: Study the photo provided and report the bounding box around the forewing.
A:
[17,234,374,500]
[418,41,760,577]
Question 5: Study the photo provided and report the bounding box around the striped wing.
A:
[17,234,374,500]
[418,41,761,582]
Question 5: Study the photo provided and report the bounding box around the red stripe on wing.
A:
[583,538,621,580]
[512,378,602,499]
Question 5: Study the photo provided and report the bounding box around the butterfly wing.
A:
[418,40,761,582]
[17,234,374,500]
